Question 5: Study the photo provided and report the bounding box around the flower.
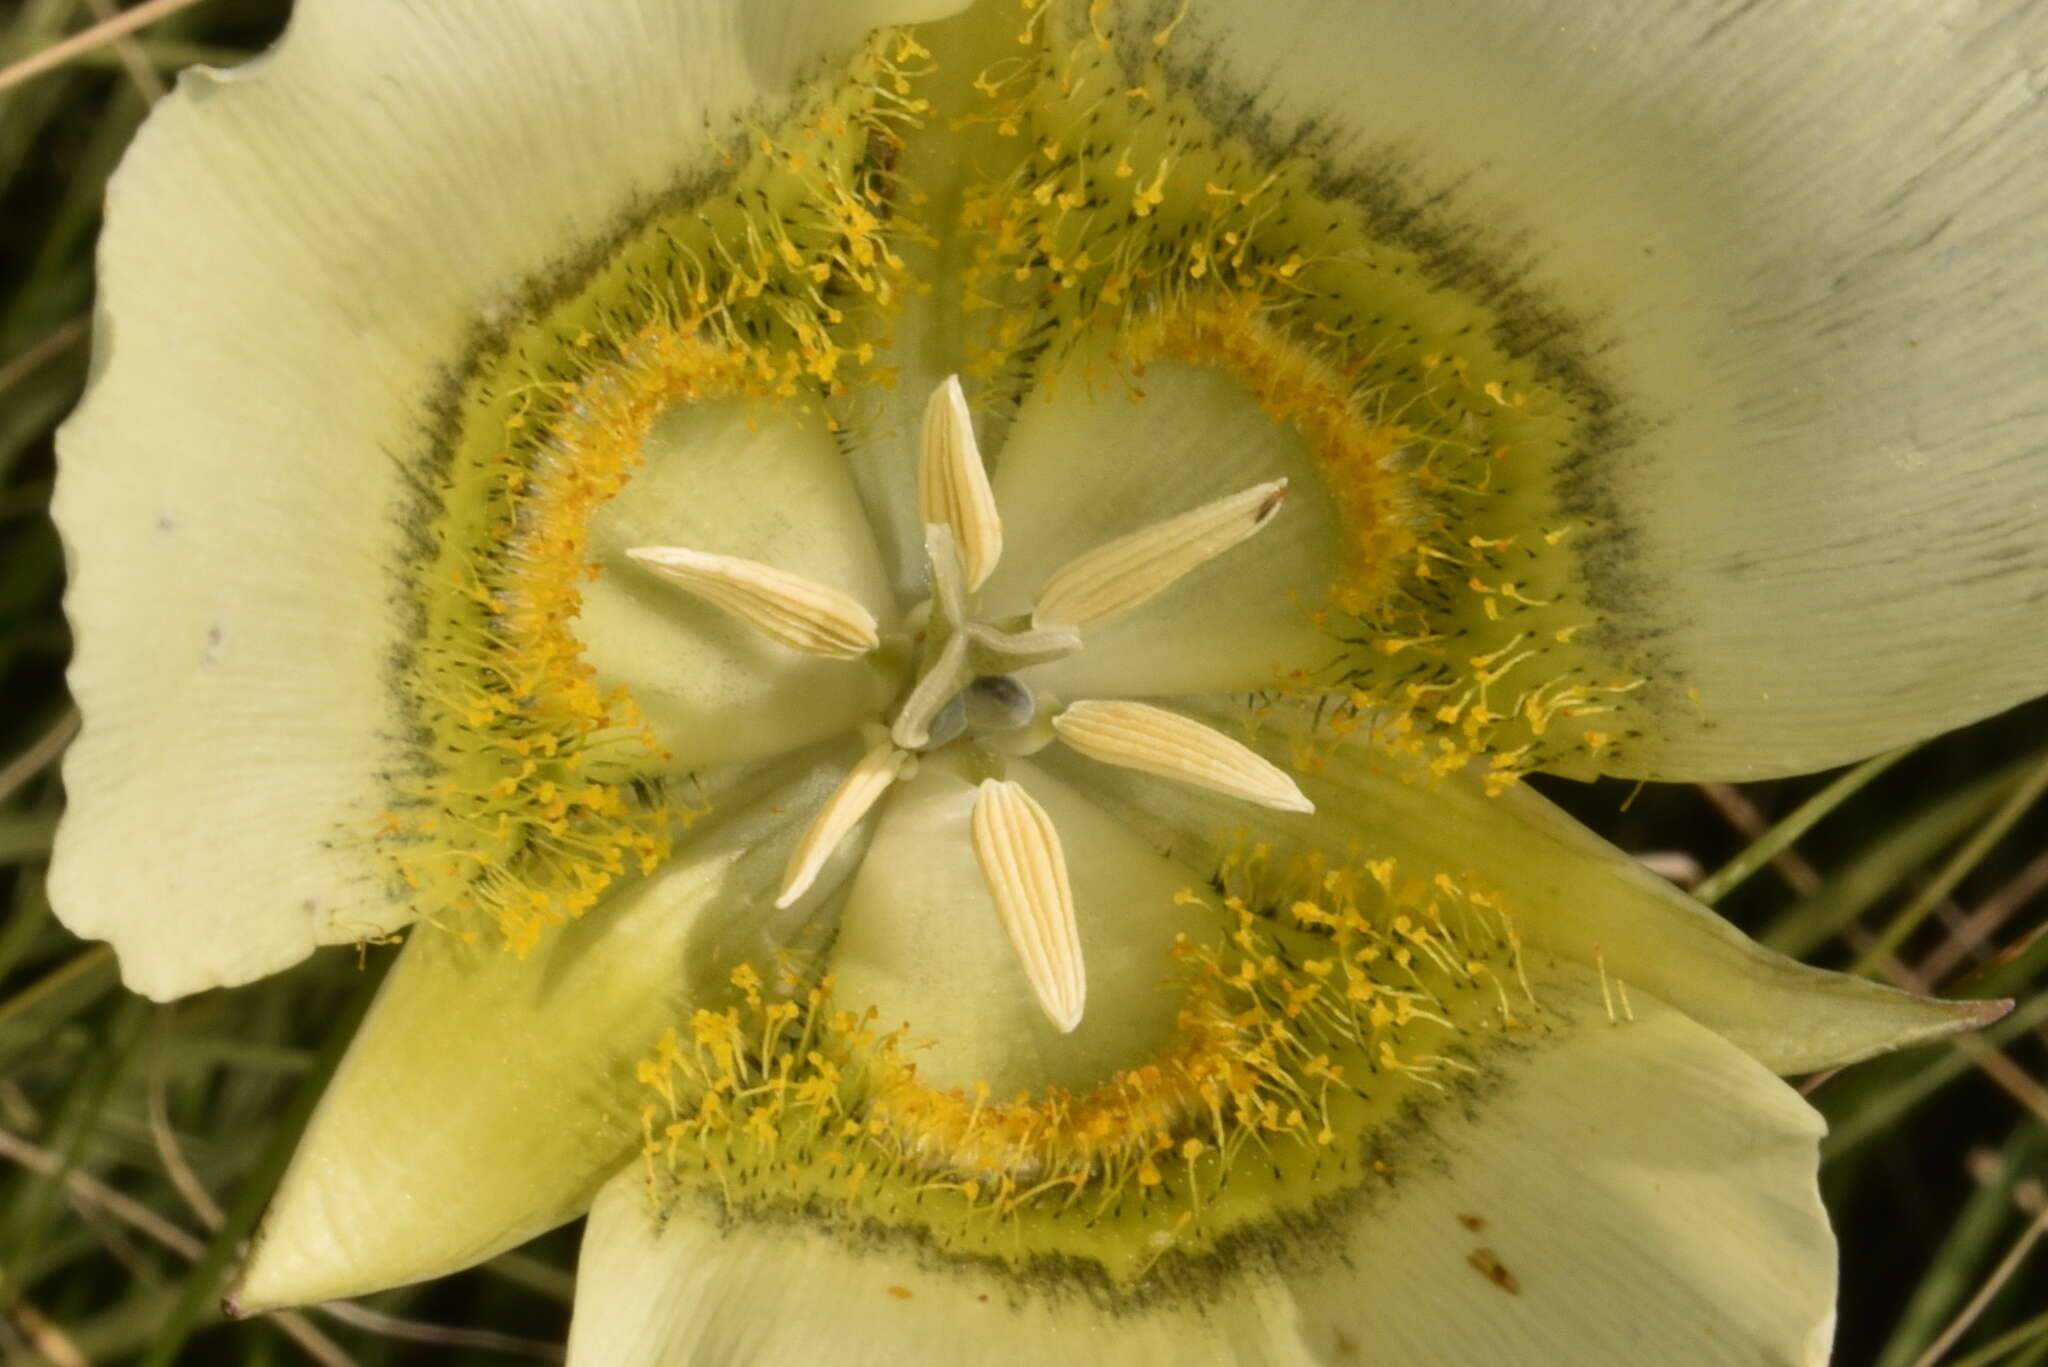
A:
[48,0,2047,1363]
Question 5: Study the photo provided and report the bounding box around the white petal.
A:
[50,0,957,996]
[976,359,1344,698]
[1040,704,1999,1075]
[1126,0,2048,778]
[230,752,853,1310]
[1290,974,1835,1367]
[567,1166,1308,1367]
[563,973,1832,1367]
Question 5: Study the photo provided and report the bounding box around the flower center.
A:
[356,0,1658,1292]
[624,375,1312,1033]
[375,5,1651,962]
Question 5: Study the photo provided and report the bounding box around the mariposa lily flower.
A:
[49,0,2047,1362]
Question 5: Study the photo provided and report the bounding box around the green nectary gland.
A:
[638,853,1554,1288]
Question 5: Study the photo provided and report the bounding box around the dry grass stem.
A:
[1697,781,1824,896]
[1918,849,2048,985]
[80,0,166,100]
[0,707,78,804]
[1906,1203,2048,1367]
[0,318,90,398]
[0,0,211,95]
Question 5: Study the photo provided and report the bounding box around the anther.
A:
[776,742,914,908]
[1051,700,1314,812]
[970,779,1085,1033]
[1030,479,1288,629]
[626,546,880,659]
[918,376,1004,592]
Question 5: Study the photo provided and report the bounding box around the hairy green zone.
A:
[374,0,1643,1028]
[951,1,1648,778]
[638,844,1579,1296]
[373,36,932,954]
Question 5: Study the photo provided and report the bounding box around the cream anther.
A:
[1052,700,1314,812]
[626,546,880,659]
[918,375,1004,592]
[1031,478,1288,629]
[776,742,913,908]
[970,779,1085,1033]
[635,380,1312,1022]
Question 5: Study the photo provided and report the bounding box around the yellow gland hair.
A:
[951,0,1648,787]
[636,846,1566,1290]
[372,33,935,954]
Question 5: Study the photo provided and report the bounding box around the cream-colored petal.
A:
[229,750,855,1310]
[978,359,1344,699]
[50,0,960,997]
[1039,705,1999,1075]
[1290,972,1836,1367]
[568,1166,1310,1367]
[1124,0,2048,778]
[826,755,1208,1096]
[564,971,1830,1367]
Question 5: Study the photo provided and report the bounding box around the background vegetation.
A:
[0,2,2042,1362]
